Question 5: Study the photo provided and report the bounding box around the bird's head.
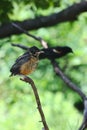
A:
[29,46,43,57]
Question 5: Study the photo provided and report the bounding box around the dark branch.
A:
[12,23,48,48]
[51,60,87,130]
[11,43,29,50]
[20,76,49,130]
[12,23,42,42]
[51,60,86,100]
[0,1,87,38]
[79,99,87,130]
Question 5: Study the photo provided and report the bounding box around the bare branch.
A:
[20,76,49,130]
[12,23,41,42]
[11,43,29,50]
[79,99,87,130]
[51,60,86,100]
[0,1,87,38]
[51,60,87,130]
[12,23,48,48]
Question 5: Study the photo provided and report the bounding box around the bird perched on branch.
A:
[10,46,73,76]
[10,46,42,76]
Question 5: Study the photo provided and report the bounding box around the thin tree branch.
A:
[51,60,86,100]
[20,76,49,130]
[51,60,87,130]
[12,23,48,48]
[11,43,29,50]
[12,23,42,42]
[79,99,87,130]
[0,1,87,38]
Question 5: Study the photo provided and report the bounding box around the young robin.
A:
[10,46,42,76]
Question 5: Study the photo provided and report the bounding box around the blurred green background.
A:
[0,0,87,130]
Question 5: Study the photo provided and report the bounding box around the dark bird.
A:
[10,46,42,76]
[39,46,73,60]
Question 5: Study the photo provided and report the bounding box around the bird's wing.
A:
[15,51,30,63]
[10,51,31,75]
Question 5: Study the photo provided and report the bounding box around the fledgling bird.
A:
[10,46,42,76]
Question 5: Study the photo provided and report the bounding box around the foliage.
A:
[0,0,87,130]
[0,0,81,23]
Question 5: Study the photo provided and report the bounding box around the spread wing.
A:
[10,51,31,76]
